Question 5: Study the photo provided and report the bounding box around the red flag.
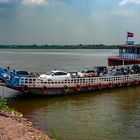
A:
[127,32,134,37]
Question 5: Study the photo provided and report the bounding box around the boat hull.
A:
[13,86,96,95]
[11,80,140,95]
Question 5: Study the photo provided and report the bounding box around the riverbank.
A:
[0,97,51,140]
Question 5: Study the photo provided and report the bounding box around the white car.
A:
[39,70,71,81]
[77,68,97,77]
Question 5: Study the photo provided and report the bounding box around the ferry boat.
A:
[1,33,140,95]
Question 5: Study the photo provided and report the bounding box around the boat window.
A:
[125,48,128,53]
[128,48,134,53]
[119,48,123,53]
[134,48,137,54]
[138,48,140,54]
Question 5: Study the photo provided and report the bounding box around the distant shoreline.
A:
[0,45,117,49]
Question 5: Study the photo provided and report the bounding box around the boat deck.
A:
[1,64,140,95]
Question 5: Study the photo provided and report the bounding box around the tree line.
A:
[0,44,118,49]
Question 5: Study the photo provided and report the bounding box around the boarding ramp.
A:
[0,68,20,87]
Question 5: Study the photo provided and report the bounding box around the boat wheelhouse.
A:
[108,35,140,66]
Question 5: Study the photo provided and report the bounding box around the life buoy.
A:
[108,83,112,88]
[23,85,28,93]
[75,85,81,91]
[97,83,103,90]
[130,81,134,86]
[42,86,48,93]
[127,83,130,86]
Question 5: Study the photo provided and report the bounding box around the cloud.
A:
[0,0,12,3]
[22,0,48,6]
[119,0,140,6]
[111,9,136,17]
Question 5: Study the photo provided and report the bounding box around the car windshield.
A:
[46,71,54,75]
[79,69,85,73]
[94,66,107,71]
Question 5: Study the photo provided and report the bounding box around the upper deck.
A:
[108,43,140,66]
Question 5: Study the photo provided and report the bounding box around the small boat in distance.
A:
[1,33,140,95]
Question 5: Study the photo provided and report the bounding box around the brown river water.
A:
[0,49,140,140]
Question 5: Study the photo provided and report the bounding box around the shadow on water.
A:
[6,86,140,117]
[7,90,101,113]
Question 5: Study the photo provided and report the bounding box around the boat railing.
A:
[108,64,140,71]
[19,73,140,88]
[108,54,140,60]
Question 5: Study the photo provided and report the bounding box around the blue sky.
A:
[0,0,140,45]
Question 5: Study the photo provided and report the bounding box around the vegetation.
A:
[0,97,6,110]
[51,129,61,140]
[0,97,22,117]
[0,44,118,49]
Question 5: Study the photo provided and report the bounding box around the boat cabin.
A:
[108,41,140,66]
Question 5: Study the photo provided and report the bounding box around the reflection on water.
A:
[0,49,140,140]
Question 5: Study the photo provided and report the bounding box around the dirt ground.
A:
[0,114,51,140]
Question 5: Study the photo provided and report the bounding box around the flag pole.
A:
[126,32,128,45]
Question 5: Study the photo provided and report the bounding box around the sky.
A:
[0,0,140,45]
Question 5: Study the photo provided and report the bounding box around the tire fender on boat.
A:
[97,83,103,90]
[108,83,112,88]
[134,80,138,85]
[87,84,92,90]
[75,85,81,91]
[42,86,48,93]
[23,85,28,93]
[63,85,69,93]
